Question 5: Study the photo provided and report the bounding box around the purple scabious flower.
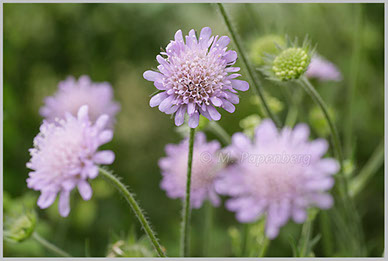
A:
[143,27,249,128]
[215,119,338,239]
[27,105,115,217]
[159,132,222,208]
[40,75,120,127]
[305,55,342,81]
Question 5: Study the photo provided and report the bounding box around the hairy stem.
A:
[99,167,167,257]
[299,77,346,194]
[180,127,196,257]
[217,3,280,127]
[33,232,71,257]
[299,76,365,254]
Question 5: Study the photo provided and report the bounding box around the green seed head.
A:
[272,47,310,81]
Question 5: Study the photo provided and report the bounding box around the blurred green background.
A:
[4,3,384,257]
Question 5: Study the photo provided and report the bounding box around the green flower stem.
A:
[344,4,363,157]
[207,121,231,145]
[33,232,71,257]
[349,140,384,197]
[99,167,167,257]
[240,224,248,257]
[258,236,270,257]
[299,76,365,253]
[217,3,281,127]
[180,127,196,257]
[299,77,346,195]
[202,201,213,257]
[284,84,303,127]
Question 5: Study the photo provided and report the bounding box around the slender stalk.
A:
[33,232,71,257]
[344,4,363,157]
[299,76,366,254]
[207,121,231,145]
[258,236,270,257]
[349,140,384,197]
[180,127,196,257]
[99,167,166,257]
[284,84,304,127]
[216,3,280,127]
[202,201,213,257]
[240,224,248,257]
[299,77,346,194]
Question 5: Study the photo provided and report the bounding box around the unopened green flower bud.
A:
[250,35,285,65]
[250,94,284,115]
[4,210,37,242]
[107,234,156,257]
[240,114,261,138]
[272,47,311,81]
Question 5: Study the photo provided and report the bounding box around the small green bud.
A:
[107,233,156,257]
[272,47,311,81]
[249,35,285,65]
[4,210,37,242]
[240,114,262,138]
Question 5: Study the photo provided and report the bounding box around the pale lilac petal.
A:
[143,70,164,82]
[37,192,57,209]
[188,112,200,128]
[175,106,186,126]
[78,180,93,200]
[150,92,168,107]
[94,150,115,164]
[59,190,71,217]
[199,27,212,48]
[210,97,222,107]
[207,106,221,121]
[222,99,235,113]
[174,29,183,42]
[99,130,113,144]
[77,105,89,122]
[231,80,249,91]
[187,102,196,115]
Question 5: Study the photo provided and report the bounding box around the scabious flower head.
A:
[305,55,342,81]
[262,37,313,82]
[143,27,249,128]
[215,119,338,239]
[249,34,285,65]
[27,105,115,217]
[159,132,223,208]
[40,75,120,127]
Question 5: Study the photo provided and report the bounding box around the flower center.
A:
[168,50,227,106]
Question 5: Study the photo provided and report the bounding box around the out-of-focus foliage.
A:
[4,3,384,257]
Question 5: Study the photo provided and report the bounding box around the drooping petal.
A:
[150,92,168,107]
[78,180,93,200]
[175,106,186,126]
[188,112,200,128]
[207,106,221,121]
[37,191,57,209]
[59,190,71,217]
